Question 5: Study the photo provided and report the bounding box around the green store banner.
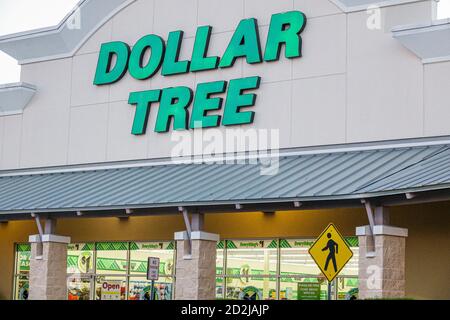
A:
[16,244,31,252]
[95,242,129,251]
[284,240,314,248]
[129,242,174,250]
[226,240,272,249]
[282,237,358,249]
[67,242,174,251]
[16,244,31,272]
[18,252,30,272]
[345,237,359,247]
[224,238,358,250]
[67,255,171,274]
[68,243,94,251]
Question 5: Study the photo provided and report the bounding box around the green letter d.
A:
[94,41,130,85]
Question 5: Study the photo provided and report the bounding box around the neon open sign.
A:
[93,11,307,135]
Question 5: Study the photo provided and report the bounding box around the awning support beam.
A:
[361,200,376,257]
[31,213,44,258]
[361,201,392,257]
[179,207,192,255]
[31,213,44,240]
[362,200,375,234]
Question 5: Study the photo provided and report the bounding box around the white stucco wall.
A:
[0,0,448,170]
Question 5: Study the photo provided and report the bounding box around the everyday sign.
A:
[94,11,307,135]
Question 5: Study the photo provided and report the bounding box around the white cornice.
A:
[392,19,450,64]
[0,82,37,116]
[29,234,71,244]
[330,0,427,12]
[0,0,136,65]
[0,0,431,65]
[175,231,220,242]
[356,225,409,237]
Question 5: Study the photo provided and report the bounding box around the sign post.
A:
[147,257,160,301]
[151,279,155,300]
[309,223,353,300]
[327,281,332,301]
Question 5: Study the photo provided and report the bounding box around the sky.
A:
[0,0,449,85]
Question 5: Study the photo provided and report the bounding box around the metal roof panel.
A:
[0,144,449,214]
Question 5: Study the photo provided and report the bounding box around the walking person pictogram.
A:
[309,223,353,283]
[322,233,338,273]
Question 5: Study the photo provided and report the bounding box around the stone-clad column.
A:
[356,225,408,299]
[28,234,71,300]
[174,231,219,300]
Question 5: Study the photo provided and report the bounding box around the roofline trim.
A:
[0,82,37,91]
[0,0,87,42]
[391,18,450,35]
[0,0,137,65]
[0,185,448,218]
[392,20,450,64]
[329,0,426,13]
[422,55,450,64]
[0,0,431,64]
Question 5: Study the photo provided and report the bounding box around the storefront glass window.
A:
[14,241,176,300]
[66,243,95,300]
[336,277,359,300]
[14,237,358,300]
[226,277,277,300]
[279,237,359,300]
[224,240,278,300]
[279,277,328,300]
[67,243,95,274]
[128,276,173,300]
[225,240,278,275]
[128,241,175,276]
[215,277,224,299]
[339,237,359,277]
[216,241,225,299]
[215,237,359,300]
[67,276,92,300]
[95,276,127,300]
[95,242,128,275]
[216,241,225,275]
[127,241,175,300]
[13,244,30,300]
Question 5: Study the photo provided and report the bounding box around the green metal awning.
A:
[0,142,450,220]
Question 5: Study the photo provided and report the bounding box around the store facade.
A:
[0,0,449,300]
[13,237,359,300]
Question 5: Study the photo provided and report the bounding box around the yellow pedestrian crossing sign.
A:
[308,223,353,282]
